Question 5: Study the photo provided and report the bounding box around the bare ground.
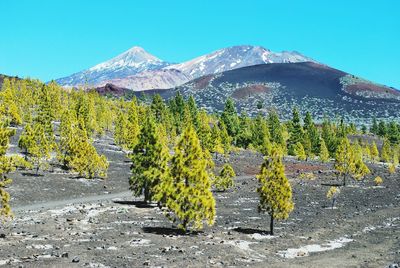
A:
[0,134,399,267]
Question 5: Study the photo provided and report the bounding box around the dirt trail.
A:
[13,191,132,213]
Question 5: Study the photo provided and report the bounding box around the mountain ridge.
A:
[55,45,316,89]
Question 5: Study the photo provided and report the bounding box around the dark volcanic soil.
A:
[0,133,399,267]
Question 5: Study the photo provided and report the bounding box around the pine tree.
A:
[213,164,235,192]
[352,142,370,181]
[129,116,169,203]
[363,143,371,161]
[370,117,379,135]
[381,139,392,163]
[293,142,307,161]
[126,99,140,150]
[287,107,304,155]
[210,123,224,155]
[387,121,400,145]
[251,113,271,153]
[268,110,285,147]
[377,121,387,137]
[29,123,53,174]
[218,121,232,154]
[18,123,36,160]
[58,110,76,167]
[221,98,239,143]
[319,139,330,162]
[0,122,22,219]
[321,117,338,156]
[237,112,253,148]
[187,96,200,130]
[67,120,109,179]
[326,186,340,209]
[151,94,168,123]
[114,110,129,149]
[334,137,355,186]
[0,78,22,126]
[159,125,215,231]
[303,112,320,155]
[257,144,294,235]
[196,110,212,151]
[370,142,379,162]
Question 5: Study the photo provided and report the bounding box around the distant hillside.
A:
[122,62,400,125]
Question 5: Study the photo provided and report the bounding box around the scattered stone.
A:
[297,250,307,257]
[72,256,80,263]
[61,252,69,258]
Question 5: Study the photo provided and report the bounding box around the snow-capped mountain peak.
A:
[165,45,315,79]
[55,44,316,88]
[55,46,169,87]
[89,46,164,72]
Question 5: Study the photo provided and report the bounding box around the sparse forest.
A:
[1,77,399,232]
[0,77,399,267]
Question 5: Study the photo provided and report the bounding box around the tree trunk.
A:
[343,174,347,186]
[144,182,150,203]
[270,214,274,235]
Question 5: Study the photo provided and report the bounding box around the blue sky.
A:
[1,0,399,88]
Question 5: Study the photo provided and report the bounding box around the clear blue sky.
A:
[1,0,399,88]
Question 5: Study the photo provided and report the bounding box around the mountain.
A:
[56,45,315,89]
[165,45,315,79]
[55,46,170,87]
[105,69,190,91]
[126,62,400,125]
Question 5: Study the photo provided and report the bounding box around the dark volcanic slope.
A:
[130,62,400,124]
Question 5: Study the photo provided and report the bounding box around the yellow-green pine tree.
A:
[257,144,294,235]
[319,138,330,163]
[68,119,109,179]
[0,78,22,125]
[114,111,129,149]
[0,122,17,219]
[293,142,307,161]
[126,99,140,150]
[381,139,392,163]
[352,142,370,181]
[370,142,379,163]
[213,164,235,192]
[161,125,216,231]
[334,137,355,186]
[18,123,35,160]
[210,123,224,155]
[326,186,340,209]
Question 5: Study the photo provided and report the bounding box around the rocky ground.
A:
[0,134,399,267]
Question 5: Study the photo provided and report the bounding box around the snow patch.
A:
[248,233,275,240]
[278,237,353,258]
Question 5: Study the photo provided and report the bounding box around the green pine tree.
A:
[287,107,304,155]
[129,116,169,203]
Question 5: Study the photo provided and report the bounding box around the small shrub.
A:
[299,172,316,180]
[326,186,340,208]
[388,164,396,174]
[374,176,383,186]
